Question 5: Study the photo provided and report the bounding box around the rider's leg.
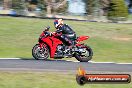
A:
[66,33,76,46]
[60,34,72,46]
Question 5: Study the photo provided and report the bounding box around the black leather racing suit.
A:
[56,24,76,46]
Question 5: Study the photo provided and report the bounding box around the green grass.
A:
[0,72,131,88]
[0,16,132,62]
[128,15,132,20]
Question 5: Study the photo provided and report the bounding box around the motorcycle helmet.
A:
[54,19,63,29]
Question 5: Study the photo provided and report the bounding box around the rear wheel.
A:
[32,44,49,60]
[75,45,93,62]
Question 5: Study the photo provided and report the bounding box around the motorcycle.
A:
[32,27,93,62]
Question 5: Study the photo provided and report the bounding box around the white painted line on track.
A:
[0,58,21,59]
[91,61,115,63]
[68,60,132,64]
[68,60,115,63]
[91,61,132,64]
[116,63,132,64]
[66,60,80,62]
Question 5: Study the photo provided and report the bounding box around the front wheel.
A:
[75,45,93,62]
[32,44,49,60]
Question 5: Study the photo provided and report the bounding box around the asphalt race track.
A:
[0,59,132,72]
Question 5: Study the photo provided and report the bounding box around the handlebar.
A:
[44,26,50,31]
[47,31,62,37]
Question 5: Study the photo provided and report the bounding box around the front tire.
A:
[32,44,49,60]
[75,45,93,62]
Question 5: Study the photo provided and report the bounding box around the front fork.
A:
[38,42,47,49]
[38,42,43,49]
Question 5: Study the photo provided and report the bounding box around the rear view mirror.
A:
[44,26,50,31]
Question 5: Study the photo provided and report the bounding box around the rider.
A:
[54,19,76,46]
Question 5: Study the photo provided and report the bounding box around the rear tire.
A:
[75,45,93,62]
[32,44,49,60]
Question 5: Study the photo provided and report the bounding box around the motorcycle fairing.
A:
[77,36,89,42]
[41,36,62,58]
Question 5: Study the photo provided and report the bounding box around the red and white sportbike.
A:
[32,27,93,62]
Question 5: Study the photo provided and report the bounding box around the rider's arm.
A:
[56,28,63,33]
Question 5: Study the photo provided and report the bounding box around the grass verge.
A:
[0,71,131,88]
